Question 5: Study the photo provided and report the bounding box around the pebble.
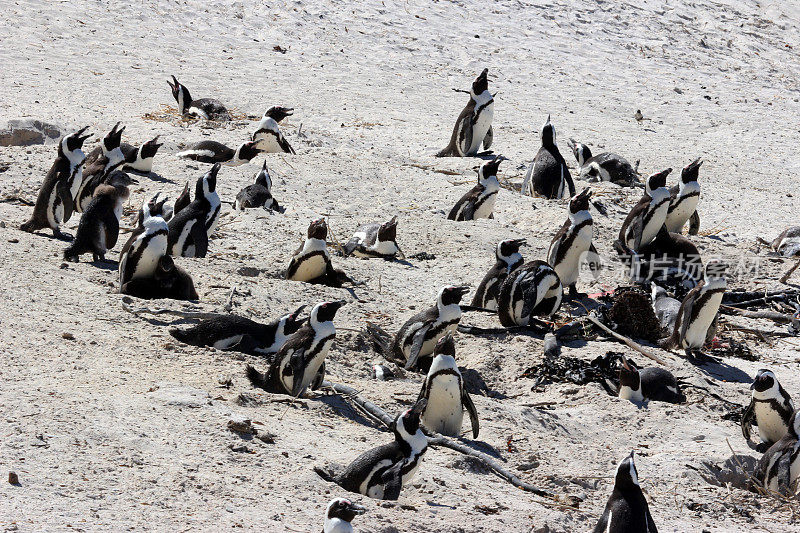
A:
[8,471,19,485]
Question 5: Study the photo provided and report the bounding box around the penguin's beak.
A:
[290,304,307,320]
[148,135,163,150]
[410,398,428,419]
[208,162,222,178]
[344,502,366,515]
[510,238,527,247]
[452,285,471,298]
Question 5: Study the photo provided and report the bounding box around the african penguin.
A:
[177,140,261,167]
[343,216,403,260]
[119,254,198,301]
[76,123,127,212]
[660,261,726,360]
[471,239,525,311]
[286,218,334,283]
[497,260,562,327]
[171,182,191,219]
[593,452,658,533]
[522,115,575,199]
[665,158,702,235]
[615,226,703,289]
[619,168,672,252]
[436,68,494,157]
[651,284,681,335]
[170,305,306,356]
[448,155,502,221]
[323,498,366,533]
[568,138,639,186]
[755,410,800,496]
[417,334,479,438]
[20,126,90,240]
[252,106,295,154]
[742,369,795,453]
[167,163,221,258]
[617,355,685,404]
[547,188,598,298]
[770,226,800,257]
[63,171,135,262]
[120,136,163,175]
[246,300,345,397]
[314,399,429,501]
[366,285,469,371]
[167,75,230,120]
[119,194,169,287]
[234,161,283,212]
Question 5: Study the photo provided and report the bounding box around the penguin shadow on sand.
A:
[691,357,752,384]
[138,171,176,185]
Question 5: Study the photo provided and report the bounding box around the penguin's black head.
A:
[645,168,671,194]
[103,122,125,152]
[307,218,328,240]
[284,304,307,335]
[140,136,162,159]
[377,216,398,243]
[394,398,427,438]
[168,75,188,103]
[201,163,221,197]
[64,126,91,153]
[326,498,366,524]
[434,333,456,357]
[471,68,489,95]
[704,259,727,280]
[106,170,138,188]
[790,410,800,439]
[498,238,525,259]
[480,155,503,179]
[569,139,591,166]
[138,193,169,225]
[682,158,703,183]
[313,300,346,324]
[569,188,592,214]
[617,355,641,391]
[614,451,640,491]
[238,141,262,163]
[264,106,294,123]
[254,160,272,189]
[439,285,470,306]
[156,254,176,278]
[751,369,777,393]
[540,115,556,147]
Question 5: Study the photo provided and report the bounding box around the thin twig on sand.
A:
[586,314,667,365]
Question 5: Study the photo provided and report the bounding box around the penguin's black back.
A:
[64,193,119,259]
[236,183,271,209]
[593,487,656,533]
[332,441,405,493]
[170,315,271,346]
[639,367,685,403]
[532,146,569,199]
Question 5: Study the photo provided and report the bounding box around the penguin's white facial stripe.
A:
[568,209,592,226]
[628,459,639,486]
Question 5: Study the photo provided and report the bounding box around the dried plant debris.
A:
[602,287,661,341]
[709,337,757,361]
[522,351,620,395]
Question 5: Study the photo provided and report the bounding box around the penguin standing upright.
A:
[497,260,562,327]
[756,410,800,496]
[170,305,306,355]
[617,355,685,404]
[343,216,403,260]
[417,334,479,438]
[665,158,702,235]
[567,138,639,186]
[366,286,469,371]
[314,399,429,501]
[286,218,337,283]
[742,369,795,452]
[619,169,672,252]
[119,194,169,287]
[593,452,658,533]
[76,123,127,212]
[167,163,221,258]
[448,155,502,221]
[20,126,90,240]
[177,140,261,166]
[471,239,525,311]
[436,69,494,157]
[246,300,345,396]
[522,116,575,199]
[660,261,726,360]
[120,136,163,175]
[252,106,295,154]
[322,498,366,533]
[63,171,135,262]
[547,188,598,298]
[167,75,230,120]
[234,161,283,212]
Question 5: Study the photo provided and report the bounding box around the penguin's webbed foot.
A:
[53,229,74,241]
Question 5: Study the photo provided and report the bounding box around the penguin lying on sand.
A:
[120,136,163,175]
[448,155,502,221]
[593,452,658,533]
[617,355,685,404]
[742,369,795,453]
[167,75,230,121]
[436,69,494,157]
[234,161,283,212]
[177,140,261,167]
[252,106,295,154]
[20,126,90,240]
[568,138,639,186]
[343,216,403,260]
[522,115,574,199]
[322,498,366,533]
[286,218,350,286]
[119,254,198,301]
[471,239,525,311]
[315,399,429,500]
[366,286,469,372]
[169,305,306,356]
[755,410,800,496]
[497,260,562,327]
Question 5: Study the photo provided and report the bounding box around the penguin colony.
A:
[12,68,798,530]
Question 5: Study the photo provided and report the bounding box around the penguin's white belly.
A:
[214,335,244,350]
[52,194,64,226]
[362,459,394,498]
[422,376,464,436]
[173,221,196,257]
[553,228,593,287]
[472,192,496,220]
[666,195,699,233]
[756,403,789,443]
[254,134,282,153]
[206,200,221,236]
[291,254,327,281]
[681,294,722,349]
[639,203,670,247]
[298,339,332,393]
[127,156,153,174]
[401,459,421,486]
[467,106,493,155]
[618,385,644,403]
[132,234,168,279]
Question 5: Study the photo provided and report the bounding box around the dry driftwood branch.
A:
[720,305,793,323]
[781,259,800,284]
[321,381,557,500]
[586,314,667,366]
[120,297,227,320]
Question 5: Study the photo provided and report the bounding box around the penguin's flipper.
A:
[689,211,700,235]
[342,238,359,257]
[630,215,644,251]
[405,325,432,370]
[57,179,75,222]
[102,207,120,251]
[776,451,793,496]
[190,222,209,258]
[592,509,609,533]
[380,462,405,500]
[245,364,270,391]
[520,283,542,322]
[456,115,473,157]
[229,334,263,355]
[741,399,756,442]
[462,390,480,439]
[645,507,658,533]
[278,135,295,155]
[482,125,493,151]
[563,167,576,197]
[311,361,326,391]
[679,291,697,345]
[587,242,602,277]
